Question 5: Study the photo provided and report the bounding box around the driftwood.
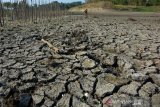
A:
[41,39,59,53]
[41,39,77,60]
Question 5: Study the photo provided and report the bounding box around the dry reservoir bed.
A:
[0,15,160,107]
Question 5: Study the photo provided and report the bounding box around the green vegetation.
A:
[113,5,160,12]
[86,0,160,6]
[83,0,160,12]
[2,1,83,10]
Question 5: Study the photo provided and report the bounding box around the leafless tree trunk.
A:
[0,0,70,25]
[0,0,2,27]
[38,0,41,20]
[22,0,27,21]
[35,0,37,22]
[13,0,18,20]
[0,0,4,26]
[31,0,33,22]
[10,0,13,20]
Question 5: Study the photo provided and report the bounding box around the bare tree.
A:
[0,0,2,27]
[31,0,33,22]
[0,0,78,25]
[0,0,4,26]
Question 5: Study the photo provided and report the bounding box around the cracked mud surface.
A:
[0,15,160,107]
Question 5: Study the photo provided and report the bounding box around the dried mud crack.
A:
[0,15,160,107]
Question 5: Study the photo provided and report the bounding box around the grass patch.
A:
[113,5,160,12]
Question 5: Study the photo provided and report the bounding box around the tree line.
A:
[0,0,82,27]
[85,0,160,6]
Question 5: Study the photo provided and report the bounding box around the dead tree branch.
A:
[41,39,59,53]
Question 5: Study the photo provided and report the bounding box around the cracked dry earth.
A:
[0,15,160,107]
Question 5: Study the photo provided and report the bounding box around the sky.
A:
[2,0,85,3]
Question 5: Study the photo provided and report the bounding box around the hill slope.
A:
[69,1,160,12]
[69,1,113,12]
